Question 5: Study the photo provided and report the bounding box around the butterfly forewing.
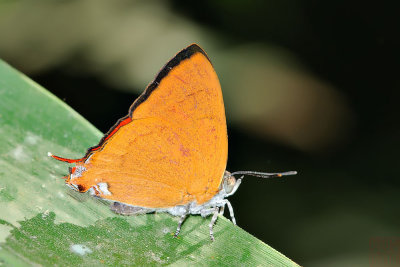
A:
[73,45,228,208]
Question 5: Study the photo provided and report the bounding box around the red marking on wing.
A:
[104,117,132,142]
[50,154,83,163]
[50,117,133,163]
[84,117,133,155]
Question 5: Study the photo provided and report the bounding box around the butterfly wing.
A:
[73,45,228,208]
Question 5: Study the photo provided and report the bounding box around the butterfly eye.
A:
[223,175,237,194]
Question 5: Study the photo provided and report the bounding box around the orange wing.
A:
[71,44,228,208]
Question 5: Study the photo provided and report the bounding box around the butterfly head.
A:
[221,171,243,197]
[221,170,297,197]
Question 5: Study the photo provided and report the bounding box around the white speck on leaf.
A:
[10,145,29,162]
[42,210,50,219]
[145,251,164,264]
[24,132,39,145]
[70,244,92,256]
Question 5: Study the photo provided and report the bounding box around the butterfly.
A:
[49,44,296,241]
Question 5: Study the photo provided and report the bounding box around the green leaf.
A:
[0,59,300,266]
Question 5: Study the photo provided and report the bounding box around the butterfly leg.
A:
[209,207,220,241]
[224,199,236,225]
[219,203,225,215]
[174,210,189,238]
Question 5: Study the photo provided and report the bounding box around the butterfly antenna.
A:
[47,152,83,163]
[230,170,297,179]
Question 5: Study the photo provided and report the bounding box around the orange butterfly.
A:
[49,44,296,241]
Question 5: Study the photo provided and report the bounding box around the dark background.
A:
[1,1,398,265]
